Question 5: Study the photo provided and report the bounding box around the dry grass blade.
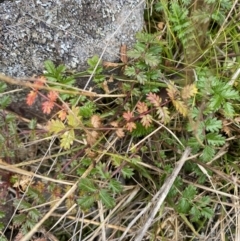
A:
[19,137,118,241]
[0,73,126,98]
[0,160,73,186]
[134,147,191,241]
[20,181,79,241]
[234,178,240,241]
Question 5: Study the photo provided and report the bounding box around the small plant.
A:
[186,69,238,162]
[22,33,237,228]
[176,185,213,222]
[87,55,105,84]
[13,199,42,235]
[124,32,164,92]
[0,83,19,161]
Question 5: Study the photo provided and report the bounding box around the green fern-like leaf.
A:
[28,209,41,222]
[154,2,164,12]
[182,185,197,199]
[96,162,111,179]
[223,102,235,118]
[14,200,31,209]
[21,224,30,235]
[87,55,100,67]
[48,119,65,134]
[199,196,211,207]
[25,219,36,230]
[13,213,27,226]
[77,195,96,210]
[205,117,222,132]
[60,129,75,150]
[208,78,238,112]
[142,85,160,94]
[124,66,136,77]
[169,2,194,46]
[44,60,57,76]
[44,60,73,85]
[93,74,106,83]
[131,122,154,137]
[134,41,147,52]
[0,82,7,92]
[55,65,67,77]
[177,198,191,213]
[79,178,97,193]
[136,72,147,85]
[127,45,144,58]
[135,60,148,70]
[201,206,214,219]
[5,113,15,123]
[190,206,201,222]
[81,158,92,167]
[167,176,183,198]
[212,81,238,100]
[144,53,159,67]
[147,69,163,81]
[79,101,96,118]
[60,75,76,86]
[87,55,103,75]
[109,179,123,194]
[206,133,225,146]
[27,187,45,204]
[135,32,156,43]
[219,0,232,11]
[148,45,162,55]
[121,166,134,179]
[201,145,216,162]
[208,94,223,110]
[99,189,115,209]
[0,95,11,108]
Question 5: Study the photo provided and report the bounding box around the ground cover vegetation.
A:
[0,0,240,240]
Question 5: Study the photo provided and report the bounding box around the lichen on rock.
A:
[0,0,144,77]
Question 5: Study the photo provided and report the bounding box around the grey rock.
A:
[0,0,144,77]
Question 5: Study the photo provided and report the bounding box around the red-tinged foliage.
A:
[91,115,102,128]
[86,131,99,146]
[136,101,148,114]
[181,84,198,100]
[58,109,67,121]
[167,82,179,100]
[125,122,136,132]
[140,114,152,128]
[116,128,125,138]
[110,121,119,127]
[26,90,38,106]
[42,101,55,114]
[26,80,59,114]
[123,111,134,122]
[47,91,58,102]
[34,76,46,89]
[147,92,161,107]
